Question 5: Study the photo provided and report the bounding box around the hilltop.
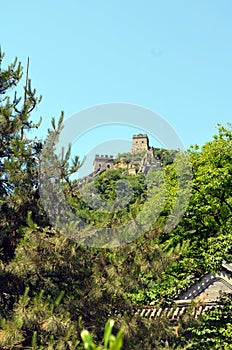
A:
[74,134,178,189]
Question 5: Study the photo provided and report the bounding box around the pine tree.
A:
[0,51,47,330]
[0,50,43,263]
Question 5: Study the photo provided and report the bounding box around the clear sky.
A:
[1,0,232,168]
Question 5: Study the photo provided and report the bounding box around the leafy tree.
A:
[144,124,232,305]
[186,295,232,349]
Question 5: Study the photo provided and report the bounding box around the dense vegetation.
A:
[0,53,231,349]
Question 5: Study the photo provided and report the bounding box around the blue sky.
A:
[1,0,232,170]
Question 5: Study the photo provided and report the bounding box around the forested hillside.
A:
[0,54,231,349]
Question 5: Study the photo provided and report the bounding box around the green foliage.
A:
[153,148,179,166]
[186,295,232,349]
[0,287,81,349]
[145,124,232,304]
[0,51,43,263]
[81,319,123,350]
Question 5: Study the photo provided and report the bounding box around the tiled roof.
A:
[136,262,232,320]
[222,261,232,272]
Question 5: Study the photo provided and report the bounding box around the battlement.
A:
[132,133,148,138]
[95,154,114,159]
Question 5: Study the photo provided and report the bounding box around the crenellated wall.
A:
[93,154,114,172]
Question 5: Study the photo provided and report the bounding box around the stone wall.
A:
[130,134,149,153]
[93,154,114,172]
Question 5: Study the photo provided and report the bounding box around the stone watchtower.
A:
[130,134,149,153]
[93,154,114,172]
